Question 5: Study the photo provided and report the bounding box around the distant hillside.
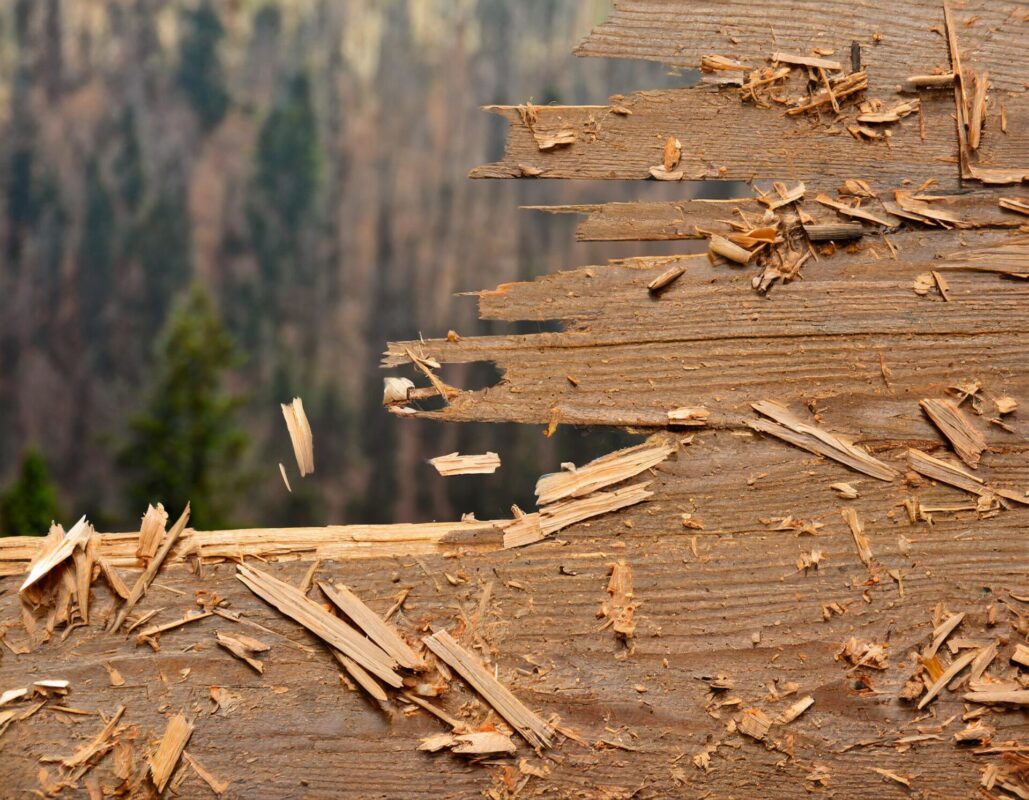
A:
[0,0,685,530]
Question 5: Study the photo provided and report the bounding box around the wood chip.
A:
[422,629,553,749]
[750,401,898,481]
[319,581,423,671]
[137,503,168,561]
[920,399,987,468]
[137,611,213,643]
[598,560,637,640]
[278,463,292,492]
[738,708,772,740]
[663,137,682,171]
[281,397,314,476]
[906,448,993,499]
[841,508,872,567]
[216,631,268,674]
[104,664,124,687]
[383,377,415,405]
[149,713,193,793]
[967,70,988,151]
[772,51,842,71]
[775,695,814,724]
[666,407,710,426]
[963,689,1029,706]
[20,516,91,593]
[871,768,911,788]
[183,751,228,795]
[709,234,753,264]
[902,72,955,91]
[108,504,191,633]
[831,482,859,499]
[236,564,403,687]
[649,165,684,181]
[999,198,1029,216]
[918,648,978,709]
[534,128,576,150]
[1012,643,1029,668]
[419,731,517,755]
[994,396,1018,415]
[814,194,899,228]
[428,452,501,476]
[857,100,919,123]
[647,265,686,292]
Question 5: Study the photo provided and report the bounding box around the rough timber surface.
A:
[2,1,1028,798]
[1,433,1026,798]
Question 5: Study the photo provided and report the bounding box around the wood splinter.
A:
[281,397,314,476]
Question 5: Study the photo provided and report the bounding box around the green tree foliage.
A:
[177,1,229,130]
[119,284,248,528]
[0,449,61,536]
[247,72,321,286]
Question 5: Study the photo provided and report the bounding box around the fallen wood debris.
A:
[840,508,874,568]
[319,581,424,671]
[428,452,501,476]
[423,630,553,749]
[538,482,653,539]
[917,649,979,709]
[872,768,911,788]
[814,194,898,228]
[597,560,637,645]
[62,705,126,769]
[775,696,814,725]
[926,612,965,660]
[920,399,987,468]
[836,638,888,670]
[647,265,685,292]
[183,751,229,795]
[666,407,709,426]
[216,631,270,673]
[749,401,898,481]
[902,72,955,91]
[907,448,1027,507]
[281,397,314,476]
[419,731,517,756]
[738,708,772,741]
[535,436,676,505]
[136,610,212,644]
[772,51,842,72]
[236,564,404,687]
[108,504,191,632]
[149,713,192,793]
[963,690,1029,706]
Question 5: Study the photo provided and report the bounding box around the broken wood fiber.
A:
[423,630,553,749]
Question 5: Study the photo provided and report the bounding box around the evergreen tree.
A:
[119,284,248,528]
[0,449,61,536]
[177,1,229,130]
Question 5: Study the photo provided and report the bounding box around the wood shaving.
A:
[919,399,987,468]
[428,452,501,476]
[281,397,314,476]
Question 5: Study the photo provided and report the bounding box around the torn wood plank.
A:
[750,401,898,481]
[19,516,90,593]
[281,397,314,476]
[535,436,676,505]
[533,193,1021,242]
[107,504,191,632]
[428,452,501,476]
[0,519,506,577]
[573,0,1023,92]
[422,629,553,749]
[149,713,192,793]
[318,581,424,671]
[919,399,988,468]
[470,93,961,191]
[236,564,403,687]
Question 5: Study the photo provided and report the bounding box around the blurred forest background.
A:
[0,0,698,534]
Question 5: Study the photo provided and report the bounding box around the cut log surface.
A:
[2,1,1027,798]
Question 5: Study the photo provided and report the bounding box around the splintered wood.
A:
[428,452,501,476]
[236,564,404,688]
[749,401,897,480]
[281,397,314,476]
[318,581,423,670]
[598,560,637,644]
[503,436,675,548]
[149,713,192,792]
[216,631,270,674]
[20,516,91,592]
[423,630,553,749]
[920,399,987,468]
